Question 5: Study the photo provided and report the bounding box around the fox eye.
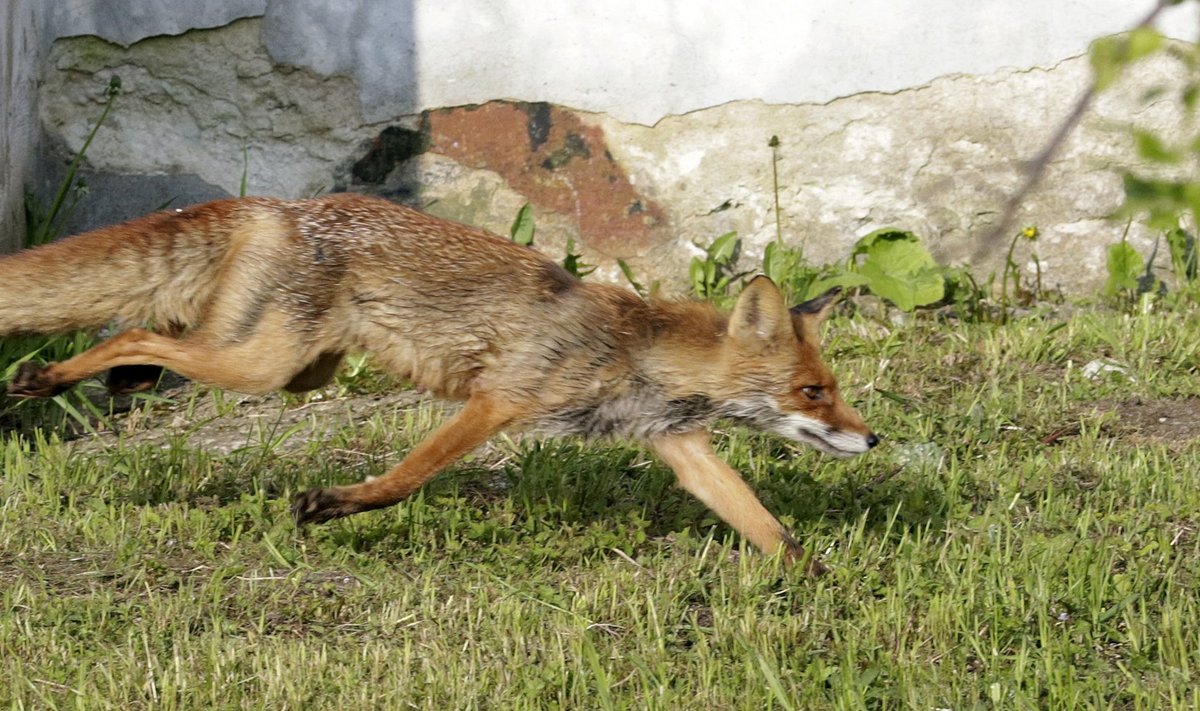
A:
[799,386,825,401]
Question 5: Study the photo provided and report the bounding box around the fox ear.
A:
[728,276,792,345]
[790,286,842,343]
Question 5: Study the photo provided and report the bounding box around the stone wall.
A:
[11,1,1200,295]
[0,0,39,254]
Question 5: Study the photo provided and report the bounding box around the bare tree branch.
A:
[971,0,1180,261]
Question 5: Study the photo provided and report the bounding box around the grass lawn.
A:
[2,298,1199,709]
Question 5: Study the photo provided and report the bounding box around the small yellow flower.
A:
[1021,226,1039,241]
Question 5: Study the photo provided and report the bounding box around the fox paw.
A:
[804,556,829,578]
[292,487,358,526]
[7,362,69,398]
[783,540,829,577]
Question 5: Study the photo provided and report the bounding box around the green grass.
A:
[3,300,1200,708]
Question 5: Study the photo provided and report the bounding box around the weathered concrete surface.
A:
[380,52,1186,294]
[585,54,1180,292]
[19,0,1200,129]
[261,2,416,120]
[0,0,39,254]
[260,0,1199,127]
[43,0,265,47]
[40,19,387,203]
[31,148,232,238]
[31,8,1199,296]
[615,52,1195,292]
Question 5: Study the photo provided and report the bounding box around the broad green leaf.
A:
[1122,174,1199,231]
[1123,174,1173,202]
[852,229,938,273]
[762,241,802,285]
[850,229,936,270]
[862,235,939,276]
[805,272,870,300]
[1127,26,1163,63]
[1134,130,1182,164]
[1166,227,1197,281]
[850,228,907,259]
[708,231,739,263]
[763,241,779,282]
[1187,183,1200,235]
[841,229,945,310]
[510,203,535,246]
[689,258,705,295]
[1091,29,1164,92]
[1105,242,1144,295]
[1090,36,1125,91]
[857,261,945,311]
[1186,84,1200,113]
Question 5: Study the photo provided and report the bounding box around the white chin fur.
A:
[776,414,871,458]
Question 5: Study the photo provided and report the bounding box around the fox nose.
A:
[866,432,880,449]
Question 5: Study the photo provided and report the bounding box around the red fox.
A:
[1,193,877,568]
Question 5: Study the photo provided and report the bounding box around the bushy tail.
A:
[0,202,243,337]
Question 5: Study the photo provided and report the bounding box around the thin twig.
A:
[769,135,784,246]
[973,0,1178,260]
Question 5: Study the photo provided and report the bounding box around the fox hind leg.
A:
[8,361,74,398]
[8,358,162,398]
[104,323,185,395]
[6,321,318,398]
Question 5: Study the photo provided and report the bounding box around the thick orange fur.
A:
[1,193,876,568]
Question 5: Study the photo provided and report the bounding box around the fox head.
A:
[719,276,878,458]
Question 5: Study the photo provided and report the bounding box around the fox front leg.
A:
[650,429,827,575]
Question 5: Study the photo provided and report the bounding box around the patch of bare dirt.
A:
[1041,397,1200,448]
[1095,397,1200,444]
[74,379,442,456]
[1109,397,1200,440]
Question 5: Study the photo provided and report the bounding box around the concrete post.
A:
[0,0,40,254]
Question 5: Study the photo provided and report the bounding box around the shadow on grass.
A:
[290,434,951,558]
[31,404,948,559]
